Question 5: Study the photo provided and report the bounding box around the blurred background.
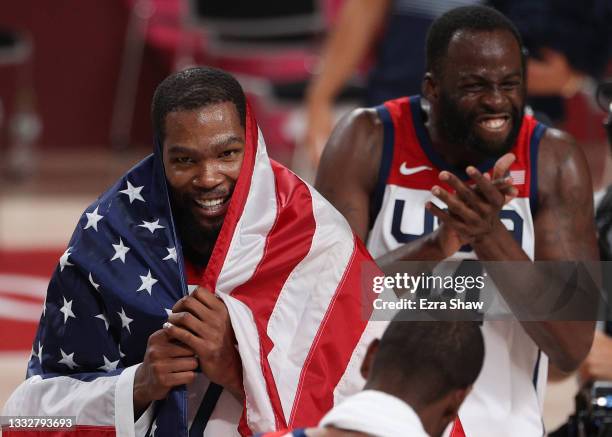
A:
[0,0,610,433]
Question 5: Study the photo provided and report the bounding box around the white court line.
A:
[0,297,42,322]
[0,274,46,321]
[0,274,48,299]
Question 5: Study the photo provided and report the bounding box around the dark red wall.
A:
[0,1,168,149]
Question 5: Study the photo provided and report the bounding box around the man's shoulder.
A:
[71,153,156,237]
[537,126,582,180]
[538,126,576,158]
[327,95,419,152]
[320,107,384,176]
[94,154,156,204]
[342,107,382,136]
[535,126,592,206]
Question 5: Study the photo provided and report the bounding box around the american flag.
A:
[2,105,383,436]
[509,170,525,185]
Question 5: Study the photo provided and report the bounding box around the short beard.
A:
[172,201,222,269]
[437,91,523,159]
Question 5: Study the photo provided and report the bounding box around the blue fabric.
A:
[28,141,191,436]
[528,122,547,218]
[370,104,395,228]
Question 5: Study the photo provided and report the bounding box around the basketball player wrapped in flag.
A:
[2,68,384,436]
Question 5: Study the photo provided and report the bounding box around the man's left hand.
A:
[165,287,245,402]
[579,331,612,382]
[428,166,510,244]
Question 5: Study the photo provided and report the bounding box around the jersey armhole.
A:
[370,105,395,229]
[529,122,547,218]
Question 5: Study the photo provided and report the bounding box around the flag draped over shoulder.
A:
[2,105,383,436]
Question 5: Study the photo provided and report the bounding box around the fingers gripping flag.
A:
[2,104,383,436]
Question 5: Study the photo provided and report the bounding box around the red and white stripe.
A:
[204,105,383,434]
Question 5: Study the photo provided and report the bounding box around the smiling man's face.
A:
[433,28,525,157]
[162,101,245,259]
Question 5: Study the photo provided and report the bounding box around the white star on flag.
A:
[163,247,177,262]
[137,270,158,295]
[89,273,100,291]
[119,181,145,203]
[111,238,130,263]
[60,296,76,324]
[119,345,126,358]
[95,313,109,330]
[84,206,104,231]
[117,307,133,333]
[58,348,78,370]
[164,308,172,316]
[38,341,43,364]
[188,285,198,295]
[138,219,165,234]
[98,355,119,372]
[59,247,73,272]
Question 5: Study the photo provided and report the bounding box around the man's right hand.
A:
[133,329,198,418]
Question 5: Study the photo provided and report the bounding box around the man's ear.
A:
[360,339,380,380]
[422,72,439,102]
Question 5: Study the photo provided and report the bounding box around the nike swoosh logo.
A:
[399,163,433,176]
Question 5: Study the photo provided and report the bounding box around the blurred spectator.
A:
[489,0,612,125]
[302,0,481,165]
[258,320,485,437]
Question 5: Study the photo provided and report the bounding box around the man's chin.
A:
[176,213,223,245]
[469,127,521,158]
[470,139,514,158]
[195,216,224,234]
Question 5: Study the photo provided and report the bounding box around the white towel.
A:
[319,390,429,437]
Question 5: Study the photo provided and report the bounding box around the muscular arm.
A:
[315,108,383,241]
[530,131,598,370]
[470,130,598,371]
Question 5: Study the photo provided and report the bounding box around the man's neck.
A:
[183,245,213,271]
